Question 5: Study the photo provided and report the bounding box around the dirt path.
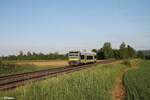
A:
[112,60,140,100]
[112,69,127,100]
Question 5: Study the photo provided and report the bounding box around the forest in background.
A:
[0,42,150,60]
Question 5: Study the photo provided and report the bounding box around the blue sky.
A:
[0,0,150,55]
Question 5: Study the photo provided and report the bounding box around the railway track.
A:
[0,59,116,91]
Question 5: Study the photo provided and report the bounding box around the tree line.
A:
[0,42,149,60]
[92,42,147,60]
[0,52,67,60]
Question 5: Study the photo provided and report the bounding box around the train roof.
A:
[80,52,96,55]
[69,50,96,55]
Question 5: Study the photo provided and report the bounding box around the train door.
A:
[80,54,86,64]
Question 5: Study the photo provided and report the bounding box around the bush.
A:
[0,60,2,65]
[121,59,131,67]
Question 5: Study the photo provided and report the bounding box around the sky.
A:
[0,0,150,56]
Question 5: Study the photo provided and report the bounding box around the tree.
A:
[97,49,104,59]
[102,42,114,59]
[113,49,120,59]
[120,42,126,49]
[127,45,135,58]
[145,55,150,60]
[19,51,24,56]
[0,60,2,65]
[137,51,145,59]
[33,52,37,56]
[92,49,97,53]
[27,51,32,56]
[119,42,128,59]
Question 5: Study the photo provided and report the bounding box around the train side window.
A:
[81,55,84,59]
[87,56,93,60]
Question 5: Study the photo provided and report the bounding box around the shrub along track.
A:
[0,59,116,91]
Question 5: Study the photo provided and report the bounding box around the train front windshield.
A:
[69,53,79,58]
[68,51,80,59]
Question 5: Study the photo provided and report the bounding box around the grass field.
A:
[0,62,126,100]
[0,60,67,77]
[123,60,150,100]
[2,60,68,67]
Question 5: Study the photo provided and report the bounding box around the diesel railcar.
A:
[68,51,96,66]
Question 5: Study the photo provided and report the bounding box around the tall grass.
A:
[0,62,49,77]
[0,62,37,77]
[121,59,131,67]
[123,60,150,100]
[0,61,66,77]
[0,63,126,100]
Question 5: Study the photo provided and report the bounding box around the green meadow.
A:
[124,60,150,100]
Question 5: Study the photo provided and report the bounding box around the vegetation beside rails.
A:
[0,62,126,100]
[0,61,66,77]
[123,60,150,100]
[0,62,40,77]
